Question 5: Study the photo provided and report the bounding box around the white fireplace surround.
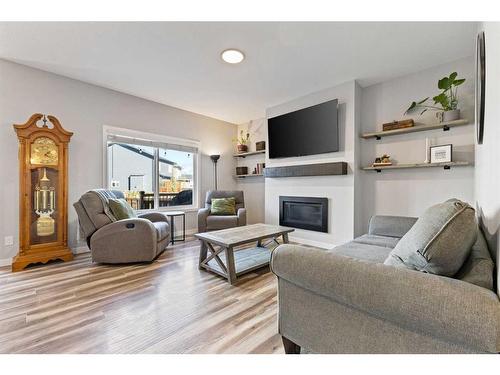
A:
[265,80,361,249]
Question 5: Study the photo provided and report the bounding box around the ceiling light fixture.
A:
[221,49,245,64]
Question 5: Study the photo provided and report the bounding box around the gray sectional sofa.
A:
[271,213,499,354]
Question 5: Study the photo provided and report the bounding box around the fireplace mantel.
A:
[264,162,348,178]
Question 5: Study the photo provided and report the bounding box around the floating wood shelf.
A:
[233,150,266,158]
[235,173,264,178]
[362,161,471,172]
[361,119,469,140]
[264,162,348,178]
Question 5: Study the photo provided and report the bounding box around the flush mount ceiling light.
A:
[221,49,245,64]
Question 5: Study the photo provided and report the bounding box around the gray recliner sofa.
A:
[271,215,500,354]
[74,189,170,263]
[198,190,246,232]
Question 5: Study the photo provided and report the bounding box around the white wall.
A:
[476,23,500,275]
[265,81,360,249]
[359,57,475,233]
[0,59,237,262]
[236,118,266,224]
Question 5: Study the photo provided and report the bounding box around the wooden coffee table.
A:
[195,223,294,285]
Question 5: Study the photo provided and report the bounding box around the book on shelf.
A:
[255,162,266,174]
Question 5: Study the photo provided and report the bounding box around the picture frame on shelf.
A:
[430,144,452,164]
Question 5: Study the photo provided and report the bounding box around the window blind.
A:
[107,134,198,154]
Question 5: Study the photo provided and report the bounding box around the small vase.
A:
[442,109,460,122]
[237,144,248,153]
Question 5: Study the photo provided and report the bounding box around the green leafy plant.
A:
[405,72,466,115]
[233,130,250,145]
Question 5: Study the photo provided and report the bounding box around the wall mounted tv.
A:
[268,99,339,159]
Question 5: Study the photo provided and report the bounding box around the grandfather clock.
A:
[13,113,73,272]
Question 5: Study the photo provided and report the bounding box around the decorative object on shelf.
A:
[372,154,392,167]
[234,130,250,153]
[382,119,414,131]
[430,144,452,164]
[210,154,220,190]
[475,31,486,145]
[256,141,266,151]
[256,162,265,175]
[405,71,466,122]
[12,113,73,272]
[236,166,248,176]
[424,138,431,163]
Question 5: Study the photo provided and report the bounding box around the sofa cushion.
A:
[108,198,137,220]
[331,241,392,264]
[384,199,477,276]
[152,222,169,241]
[353,234,400,249]
[210,197,236,215]
[455,229,494,290]
[368,216,417,238]
[206,215,238,231]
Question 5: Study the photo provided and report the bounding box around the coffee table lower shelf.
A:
[202,247,271,278]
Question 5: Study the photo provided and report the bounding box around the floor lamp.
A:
[210,154,220,190]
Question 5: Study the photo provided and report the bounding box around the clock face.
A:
[31,137,58,165]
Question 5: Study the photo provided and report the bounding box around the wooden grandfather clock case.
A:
[12,113,73,272]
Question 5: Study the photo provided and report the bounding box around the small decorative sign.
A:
[430,144,452,163]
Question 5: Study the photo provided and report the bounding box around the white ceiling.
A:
[0,22,477,124]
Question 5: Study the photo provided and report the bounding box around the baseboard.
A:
[72,246,91,255]
[288,235,337,250]
[174,228,197,237]
[0,257,12,267]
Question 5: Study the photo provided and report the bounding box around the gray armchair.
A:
[198,190,246,233]
[73,189,170,263]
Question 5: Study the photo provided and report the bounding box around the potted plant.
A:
[405,72,465,122]
[234,130,250,153]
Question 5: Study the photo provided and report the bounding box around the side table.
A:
[166,211,186,244]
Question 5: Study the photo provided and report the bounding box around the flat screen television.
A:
[268,99,339,159]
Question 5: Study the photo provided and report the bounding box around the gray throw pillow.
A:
[384,199,477,276]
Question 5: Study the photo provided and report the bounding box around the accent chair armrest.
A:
[368,215,417,238]
[271,244,500,353]
[237,207,247,226]
[197,208,210,233]
[138,211,169,224]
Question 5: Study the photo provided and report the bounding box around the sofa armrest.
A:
[138,211,169,223]
[237,208,247,226]
[271,244,500,353]
[368,215,417,238]
[198,208,210,233]
[90,218,157,263]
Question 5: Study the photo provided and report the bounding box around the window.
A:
[104,127,199,210]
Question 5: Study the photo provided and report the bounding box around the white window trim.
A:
[102,125,201,211]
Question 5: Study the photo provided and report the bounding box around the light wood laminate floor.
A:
[0,238,284,354]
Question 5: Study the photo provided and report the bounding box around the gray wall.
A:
[255,58,475,245]
[476,22,500,268]
[236,118,267,224]
[0,59,237,262]
[359,57,475,233]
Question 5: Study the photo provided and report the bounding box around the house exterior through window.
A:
[104,126,199,211]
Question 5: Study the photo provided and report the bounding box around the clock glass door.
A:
[30,167,59,245]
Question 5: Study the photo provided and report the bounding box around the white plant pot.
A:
[442,109,460,122]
